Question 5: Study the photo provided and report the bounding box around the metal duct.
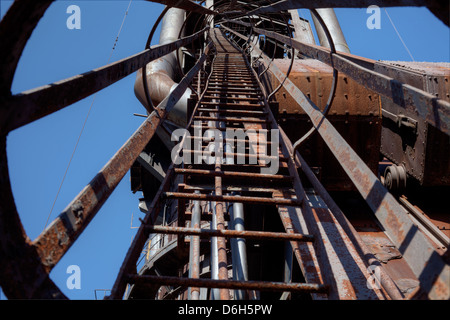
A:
[310,8,350,53]
[134,7,191,130]
[188,191,202,300]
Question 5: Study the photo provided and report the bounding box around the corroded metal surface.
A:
[127,274,329,293]
[228,21,450,136]
[223,22,448,299]
[32,45,211,274]
[146,225,315,242]
[273,59,380,116]
[1,0,449,301]
[378,61,450,186]
[258,47,450,300]
[33,110,166,272]
[0,28,209,135]
[271,58,381,190]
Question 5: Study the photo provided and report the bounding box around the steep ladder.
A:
[109,28,385,300]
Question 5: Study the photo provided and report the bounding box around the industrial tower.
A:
[0,0,449,300]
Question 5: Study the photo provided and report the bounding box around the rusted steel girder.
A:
[173,168,293,181]
[32,42,213,274]
[127,274,329,293]
[240,44,383,300]
[278,129,405,300]
[0,27,209,135]
[256,46,450,300]
[109,44,213,300]
[225,21,450,136]
[244,0,449,27]
[221,25,448,299]
[163,191,303,206]
[146,225,315,242]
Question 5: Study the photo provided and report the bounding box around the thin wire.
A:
[43,0,133,231]
[384,8,415,61]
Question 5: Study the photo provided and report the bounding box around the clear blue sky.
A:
[0,1,448,300]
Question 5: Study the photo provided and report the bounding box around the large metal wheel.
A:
[383,164,407,193]
[0,0,212,299]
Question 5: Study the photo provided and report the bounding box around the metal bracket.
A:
[382,108,418,134]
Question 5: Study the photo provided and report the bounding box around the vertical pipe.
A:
[134,7,191,133]
[281,242,293,300]
[229,197,248,300]
[310,8,350,53]
[283,242,293,283]
[210,201,220,300]
[206,0,214,28]
[188,191,201,300]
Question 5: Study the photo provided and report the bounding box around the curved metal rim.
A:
[0,1,211,300]
[0,1,68,299]
[292,8,339,154]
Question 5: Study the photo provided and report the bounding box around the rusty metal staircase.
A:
[108,28,393,300]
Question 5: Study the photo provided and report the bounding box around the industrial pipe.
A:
[188,191,202,300]
[229,198,248,300]
[210,201,220,300]
[134,7,192,132]
[310,8,350,53]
